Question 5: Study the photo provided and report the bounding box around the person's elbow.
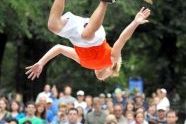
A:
[47,20,62,34]
[53,44,63,53]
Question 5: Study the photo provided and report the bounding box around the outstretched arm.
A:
[25,45,79,80]
[111,7,151,60]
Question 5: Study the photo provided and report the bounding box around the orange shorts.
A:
[74,41,112,70]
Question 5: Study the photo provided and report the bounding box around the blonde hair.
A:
[111,56,122,77]
[105,114,118,124]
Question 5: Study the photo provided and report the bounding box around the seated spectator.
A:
[125,111,135,124]
[85,97,106,124]
[76,106,85,124]
[65,108,81,124]
[105,114,118,124]
[113,88,127,109]
[145,104,157,124]
[113,103,127,124]
[22,120,32,124]
[134,94,146,111]
[35,103,46,123]
[124,100,135,113]
[5,118,18,124]
[18,101,43,124]
[166,110,178,124]
[10,100,25,120]
[155,105,167,124]
[51,103,68,124]
[0,97,11,123]
[135,111,148,124]
[136,107,145,113]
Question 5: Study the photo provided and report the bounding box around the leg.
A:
[81,1,108,40]
[48,0,66,33]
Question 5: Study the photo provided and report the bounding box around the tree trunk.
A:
[159,32,177,91]
[0,33,7,85]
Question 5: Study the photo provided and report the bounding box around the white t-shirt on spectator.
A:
[157,97,170,111]
[74,101,87,110]
[35,91,51,103]
[59,96,77,104]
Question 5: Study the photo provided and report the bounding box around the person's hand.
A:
[25,62,43,80]
[134,7,151,24]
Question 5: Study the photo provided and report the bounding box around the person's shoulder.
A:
[86,111,94,116]
[32,117,44,123]
[18,117,27,124]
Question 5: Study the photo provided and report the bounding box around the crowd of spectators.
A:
[0,84,183,124]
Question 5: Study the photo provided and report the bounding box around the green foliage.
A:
[1,42,16,93]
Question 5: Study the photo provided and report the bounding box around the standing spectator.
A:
[156,89,162,99]
[46,97,55,123]
[65,108,81,124]
[113,88,127,108]
[18,101,43,124]
[166,110,178,124]
[113,103,127,124]
[155,105,167,124]
[59,86,77,105]
[135,111,148,124]
[10,100,25,120]
[76,106,85,124]
[84,96,93,115]
[35,84,51,104]
[105,98,114,115]
[59,92,65,99]
[0,97,11,123]
[74,90,87,111]
[51,103,68,124]
[85,97,106,124]
[99,93,107,110]
[50,85,59,115]
[157,88,170,111]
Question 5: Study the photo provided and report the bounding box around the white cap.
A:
[77,90,84,96]
[161,88,167,94]
[157,105,166,111]
[99,93,105,98]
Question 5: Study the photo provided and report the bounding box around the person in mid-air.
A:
[25,0,151,80]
